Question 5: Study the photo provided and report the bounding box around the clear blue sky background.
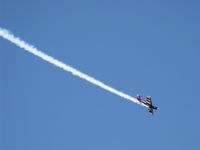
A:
[1,0,200,150]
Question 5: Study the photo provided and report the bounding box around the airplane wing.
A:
[148,107,154,115]
[146,96,152,105]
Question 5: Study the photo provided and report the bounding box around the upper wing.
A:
[146,96,152,105]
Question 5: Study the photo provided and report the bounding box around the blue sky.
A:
[1,0,200,150]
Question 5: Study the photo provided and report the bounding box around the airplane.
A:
[136,94,158,115]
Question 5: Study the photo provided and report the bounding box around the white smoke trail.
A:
[0,28,146,107]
